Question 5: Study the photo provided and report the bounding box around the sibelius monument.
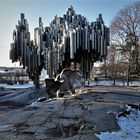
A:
[10,6,109,88]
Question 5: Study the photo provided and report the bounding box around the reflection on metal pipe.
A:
[9,6,109,86]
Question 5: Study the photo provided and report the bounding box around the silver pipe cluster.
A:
[10,6,109,85]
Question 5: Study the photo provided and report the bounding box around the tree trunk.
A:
[126,64,130,86]
[130,74,133,84]
[113,73,116,86]
[122,71,125,86]
[113,78,115,85]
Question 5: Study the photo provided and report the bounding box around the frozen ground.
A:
[0,77,139,89]
[87,79,140,87]
[96,106,140,140]
[0,81,140,139]
[0,81,34,89]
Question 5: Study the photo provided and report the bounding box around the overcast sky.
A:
[0,0,138,67]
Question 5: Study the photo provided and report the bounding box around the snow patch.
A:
[0,81,34,89]
[88,79,140,87]
[96,107,140,140]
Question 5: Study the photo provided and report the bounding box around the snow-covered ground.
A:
[0,78,139,89]
[0,70,8,73]
[87,79,140,87]
[0,81,34,89]
[96,106,140,140]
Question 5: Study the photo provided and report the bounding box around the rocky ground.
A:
[0,86,140,140]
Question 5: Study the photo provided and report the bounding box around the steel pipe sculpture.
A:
[10,6,109,88]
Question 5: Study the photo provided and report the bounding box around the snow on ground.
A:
[96,106,140,140]
[88,79,140,87]
[0,81,34,89]
[0,70,8,73]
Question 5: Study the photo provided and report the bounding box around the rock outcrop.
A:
[0,86,140,139]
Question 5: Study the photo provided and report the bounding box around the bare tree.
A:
[110,1,140,86]
[101,44,120,85]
